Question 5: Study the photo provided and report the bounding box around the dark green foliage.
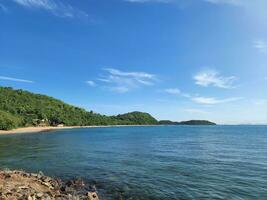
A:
[159,120,216,125]
[0,110,21,130]
[0,87,215,130]
[114,112,158,125]
[178,120,216,125]
[158,120,179,125]
[0,87,159,130]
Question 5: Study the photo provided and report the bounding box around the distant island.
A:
[0,87,216,131]
[159,120,216,126]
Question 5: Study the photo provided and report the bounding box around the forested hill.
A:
[178,120,216,125]
[0,87,158,130]
[159,120,216,125]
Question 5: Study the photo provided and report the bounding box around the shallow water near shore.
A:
[0,125,267,199]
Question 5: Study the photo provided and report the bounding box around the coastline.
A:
[0,125,159,135]
[0,169,99,200]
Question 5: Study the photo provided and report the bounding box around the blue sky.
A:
[0,0,267,124]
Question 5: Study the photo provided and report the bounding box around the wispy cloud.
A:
[96,68,157,93]
[0,76,34,83]
[162,86,241,105]
[192,96,241,105]
[0,3,8,12]
[164,88,181,95]
[85,80,96,87]
[253,40,267,54]
[163,87,191,98]
[194,69,237,89]
[11,0,88,18]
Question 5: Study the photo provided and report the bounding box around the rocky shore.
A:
[0,170,99,200]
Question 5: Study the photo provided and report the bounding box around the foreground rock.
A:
[0,170,99,200]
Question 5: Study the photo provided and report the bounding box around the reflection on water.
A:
[0,126,267,199]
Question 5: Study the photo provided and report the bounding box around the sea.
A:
[0,125,267,199]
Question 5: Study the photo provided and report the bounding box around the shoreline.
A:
[0,169,99,200]
[0,125,159,135]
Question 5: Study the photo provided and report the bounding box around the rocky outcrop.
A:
[0,169,99,200]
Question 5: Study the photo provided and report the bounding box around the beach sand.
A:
[0,126,77,135]
[0,125,157,135]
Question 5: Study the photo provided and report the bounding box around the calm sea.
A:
[0,126,267,199]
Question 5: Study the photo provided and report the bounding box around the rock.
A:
[87,192,99,200]
[0,170,100,200]
[42,176,52,183]
[37,171,44,179]
[41,181,54,189]
[30,173,38,178]
[27,195,36,200]
[36,192,43,198]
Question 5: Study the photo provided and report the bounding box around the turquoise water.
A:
[0,126,267,199]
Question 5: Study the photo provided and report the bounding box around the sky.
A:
[0,0,267,124]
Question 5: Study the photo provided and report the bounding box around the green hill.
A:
[158,120,179,125]
[178,120,216,125]
[114,111,158,125]
[179,120,216,125]
[0,87,216,130]
[0,87,158,130]
[159,120,216,125]
[0,110,22,130]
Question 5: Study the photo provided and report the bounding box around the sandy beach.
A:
[0,126,78,135]
[0,125,158,135]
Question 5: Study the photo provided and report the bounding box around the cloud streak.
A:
[0,76,34,83]
[96,68,157,93]
[85,80,96,87]
[12,0,88,18]
[164,88,181,95]
[0,3,8,12]
[253,40,267,54]
[163,86,241,105]
[192,96,241,105]
[194,69,237,89]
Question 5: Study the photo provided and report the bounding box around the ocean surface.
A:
[0,126,267,200]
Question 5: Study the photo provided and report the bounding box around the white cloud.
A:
[12,0,88,18]
[253,40,267,54]
[194,69,237,89]
[85,80,96,87]
[13,0,55,10]
[164,88,181,95]
[97,68,157,93]
[0,76,33,83]
[192,96,241,105]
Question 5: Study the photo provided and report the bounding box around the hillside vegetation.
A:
[114,112,158,125]
[0,87,157,130]
[159,120,216,125]
[0,87,215,130]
